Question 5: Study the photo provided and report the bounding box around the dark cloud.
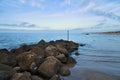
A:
[0,22,37,27]
[93,10,120,22]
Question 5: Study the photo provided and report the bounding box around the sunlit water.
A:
[0,31,120,78]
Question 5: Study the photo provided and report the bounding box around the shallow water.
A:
[0,31,120,79]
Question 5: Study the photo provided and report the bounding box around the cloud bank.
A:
[0,22,37,27]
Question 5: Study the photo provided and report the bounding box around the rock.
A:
[50,75,61,80]
[31,75,44,80]
[67,41,79,52]
[79,43,86,47]
[67,57,76,64]
[14,44,30,56]
[35,55,45,67]
[59,67,70,76]
[38,40,47,48]
[56,54,67,63]
[13,67,21,72]
[45,45,59,57]
[0,49,9,53]
[30,46,44,57]
[0,49,9,64]
[49,41,55,45]
[11,72,31,80]
[55,45,69,56]
[55,40,78,53]
[74,50,80,56]
[38,56,61,78]
[30,62,37,73]
[0,64,15,80]
[85,33,89,35]
[0,49,16,66]
[17,51,37,70]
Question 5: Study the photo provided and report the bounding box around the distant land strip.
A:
[94,31,120,35]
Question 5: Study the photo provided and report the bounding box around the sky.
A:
[0,0,120,30]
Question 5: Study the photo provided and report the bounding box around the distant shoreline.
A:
[93,31,120,35]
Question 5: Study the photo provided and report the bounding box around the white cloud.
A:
[30,0,44,9]
[61,0,71,6]
[19,0,26,4]
[80,2,94,13]
[64,0,71,5]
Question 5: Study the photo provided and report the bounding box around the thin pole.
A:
[67,30,69,41]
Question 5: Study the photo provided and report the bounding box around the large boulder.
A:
[55,45,69,56]
[55,40,79,53]
[68,41,79,51]
[17,51,37,70]
[0,49,9,64]
[0,49,9,53]
[35,55,45,67]
[38,40,47,49]
[67,57,76,64]
[56,54,67,63]
[30,46,44,57]
[0,49,16,66]
[0,64,15,80]
[13,45,30,56]
[45,45,59,57]
[50,75,62,80]
[11,72,31,80]
[59,67,70,76]
[38,56,61,78]
[31,75,44,80]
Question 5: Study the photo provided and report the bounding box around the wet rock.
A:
[67,57,76,64]
[55,40,79,53]
[14,44,30,56]
[0,50,9,64]
[38,56,61,78]
[38,40,47,48]
[67,41,79,52]
[59,67,70,76]
[13,67,21,72]
[11,72,31,80]
[45,45,59,57]
[55,45,69,56]
[50,75,62,80]
[30,46,44,57]
[0,49,9,54]
[74,50,80,56]
[0,64,15,80]
[31,75,44,80]
[35,55,45,67]
[17,51,37,70]
[85,33,89,35]
[80,43,86,47]
[56,54,67,63]
[0,49,16,66]
[30,62,37,73]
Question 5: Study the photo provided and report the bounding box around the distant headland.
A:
[93,31,120,35]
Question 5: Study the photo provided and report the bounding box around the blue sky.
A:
[0,0,120,30]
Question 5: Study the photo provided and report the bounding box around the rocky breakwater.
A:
[0,40,79,80]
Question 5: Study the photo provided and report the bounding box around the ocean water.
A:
[0,31,120,77]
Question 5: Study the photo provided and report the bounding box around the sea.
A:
[0,31,120,78]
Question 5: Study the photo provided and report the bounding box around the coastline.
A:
[93,31,120,35]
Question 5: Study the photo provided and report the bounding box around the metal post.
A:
[67,30,69,41]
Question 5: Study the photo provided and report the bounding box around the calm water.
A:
[0,31,120,77]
